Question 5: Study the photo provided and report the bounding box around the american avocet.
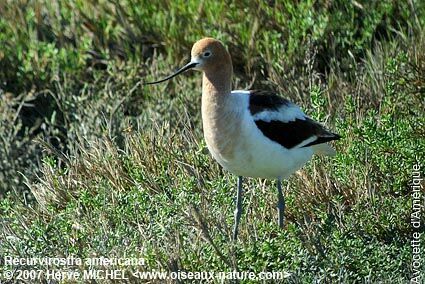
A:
[146,38,341,240]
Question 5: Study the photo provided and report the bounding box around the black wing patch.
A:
[249,90,292,115]
[248,89,341,149]
[254,118,341,149]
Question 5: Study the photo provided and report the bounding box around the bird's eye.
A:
[203,51,211,57]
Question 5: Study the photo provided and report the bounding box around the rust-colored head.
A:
[190,38,232,73]
[145,37,232,85]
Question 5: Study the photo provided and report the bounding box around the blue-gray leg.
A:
[277,178,285,228]
[233,176,243,241]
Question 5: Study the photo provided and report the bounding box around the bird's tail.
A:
[312,143,337,156]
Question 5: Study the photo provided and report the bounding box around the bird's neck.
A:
[201,65,233,108]
[201,65,240,160]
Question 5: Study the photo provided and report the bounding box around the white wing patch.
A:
[252,104,306,123]
[293,135,317,148]
[231,90,252,95]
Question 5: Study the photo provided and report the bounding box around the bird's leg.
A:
[277,178,285,228]
[233,176,243,241]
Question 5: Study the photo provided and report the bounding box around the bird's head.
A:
[145,38,231,85]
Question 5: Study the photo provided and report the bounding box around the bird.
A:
[146,37,341,240]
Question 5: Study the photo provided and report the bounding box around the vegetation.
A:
[0,0,424,282]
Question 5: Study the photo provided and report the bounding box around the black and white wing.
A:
[248,90,341,150]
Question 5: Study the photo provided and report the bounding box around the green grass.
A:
[1,0,424,283]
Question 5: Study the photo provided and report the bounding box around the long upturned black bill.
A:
[145,62,198,85]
